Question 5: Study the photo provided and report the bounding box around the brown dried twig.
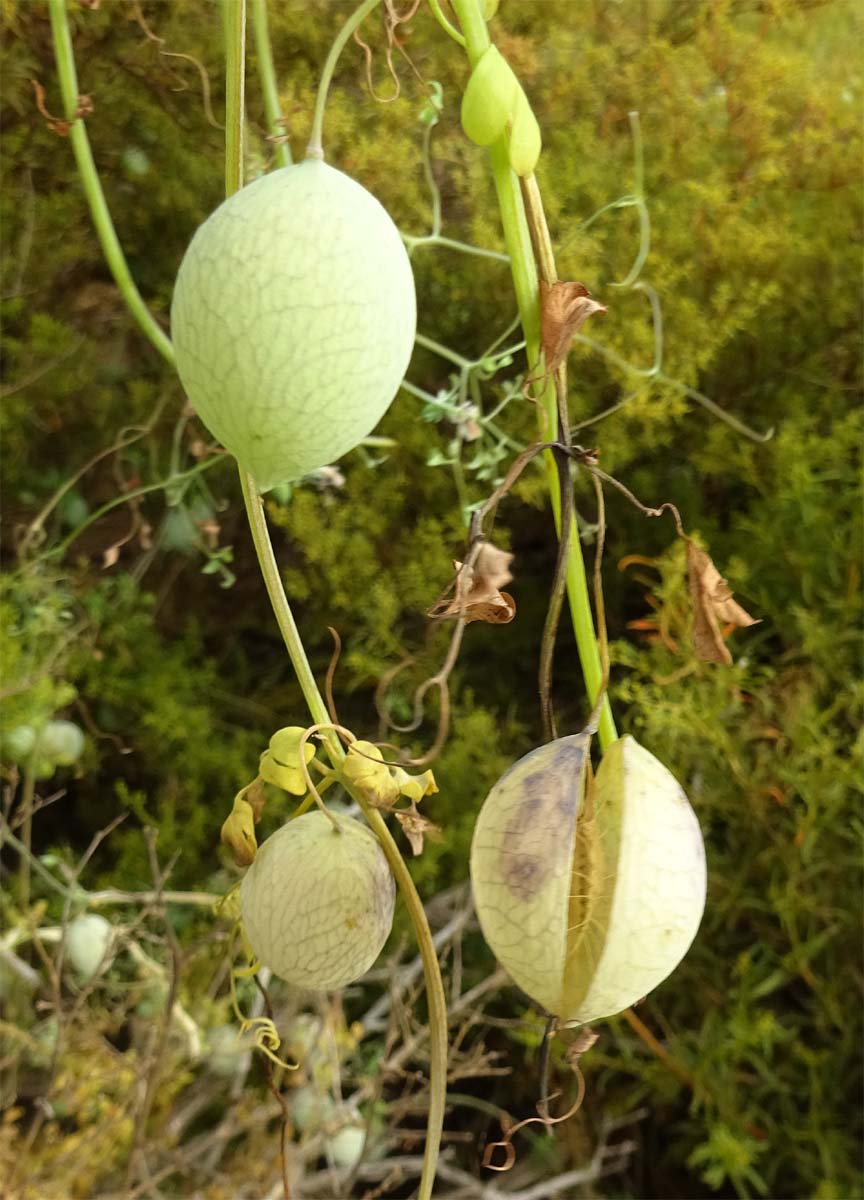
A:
[129,0,222,129]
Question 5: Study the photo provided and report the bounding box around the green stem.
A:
[224,12,446,1197]
[47,0,175,367]
[223,0,247,197]
[427,0,466,46]
[238,473,337,745]
[403,232,509,262]
[415,331,472,370]
[251,0,292,168]
[450,0,617,749]
[306,0,381,158]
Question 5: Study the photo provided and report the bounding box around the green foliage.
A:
[1,0,860,1197]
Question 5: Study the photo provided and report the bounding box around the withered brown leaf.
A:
[427,542,516,625]
[394,805,440,856]
[687,541,759,664]
[473,542,514,590]
[540,280,607,375]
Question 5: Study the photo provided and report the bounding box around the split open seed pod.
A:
[470,735,707,1025]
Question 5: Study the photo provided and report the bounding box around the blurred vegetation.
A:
[1,0,861,1197]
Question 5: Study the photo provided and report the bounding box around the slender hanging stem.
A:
[47,0,175,366]
[306,0,382,158]
[223,0,247,197]
[238,472,339,755]
[251,0,292,168]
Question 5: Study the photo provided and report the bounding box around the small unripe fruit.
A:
[470,735,706,1025]
[37,720,85,767]
[240,812,395,991]
[66,913,114,981]
[325,1123,366,1169]
[206,1024,248,1077]
[2,724,36,764]
[171,161,416,491]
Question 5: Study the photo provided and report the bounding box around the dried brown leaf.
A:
[428,542,516,625]
[687,541,759,664]
[473,542,514,591]
[540,280,607,375]
[394,805,440,856]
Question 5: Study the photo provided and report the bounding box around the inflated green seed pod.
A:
[240,811,396,991]
[470,735,706,1025]
[171,161,416,491]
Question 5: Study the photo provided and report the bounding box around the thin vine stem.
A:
[223,0,246,196]
[306,0,382,158]
[47,0,174,366]
[449,0,617,749]
[250,0,292,168]
[428,0,466,46]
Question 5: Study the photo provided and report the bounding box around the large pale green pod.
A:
[171,161,416,491]
[470,735,706,1025]
[240,811,395,991]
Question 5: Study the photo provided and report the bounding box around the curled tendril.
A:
[228,922,298,1072]
[354,0,425,104]
[482,1067,587,1172]
[296,721,360,829]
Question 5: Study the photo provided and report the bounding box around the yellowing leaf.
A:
[269,726,316,768]
[343,741,400,805]
[259,726,317,794]
[259,749,308,795]
[391,766,439,802]
[221,798,257,866]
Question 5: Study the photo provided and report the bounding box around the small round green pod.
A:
[66,913,115,981]
[1,724,37,765]
[470,735,706,1025]
[36,720,85,768]
[240,811,395,991]
[171,161,416,491]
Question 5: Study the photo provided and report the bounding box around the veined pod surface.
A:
[171,161,416,491]
[240,811,396,991]
[470,735,706,1025]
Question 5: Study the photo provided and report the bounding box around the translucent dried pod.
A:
[470,735,707,1025]
[240,811,395,991]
